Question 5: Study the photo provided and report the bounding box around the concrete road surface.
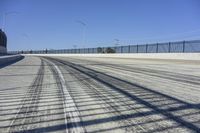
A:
[0,55,200,133]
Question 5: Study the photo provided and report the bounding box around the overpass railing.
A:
[8,40,200,54]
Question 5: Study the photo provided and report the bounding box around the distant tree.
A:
[105,47,116,53]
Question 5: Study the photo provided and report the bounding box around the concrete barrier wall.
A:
[0,55,23,66]
[25,53,200,61]
[0,46,7,54]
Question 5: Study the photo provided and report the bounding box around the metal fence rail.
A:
[8,40,200,54]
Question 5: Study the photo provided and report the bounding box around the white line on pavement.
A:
[51,61,85,133]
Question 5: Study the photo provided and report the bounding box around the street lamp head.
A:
[75,20,86,26]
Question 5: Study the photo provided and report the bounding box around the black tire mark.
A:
[43,58,86,133]
[47,57,200,133]
[66,57,200,86]
[59,63,148,132]
[8,59,44,133]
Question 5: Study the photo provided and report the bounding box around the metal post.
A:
[146,44,148,53]
[137,45,139,53]
[156,43,159,53]
[128,45,131,53]
[168,42,171,53]
[183,40,185,53]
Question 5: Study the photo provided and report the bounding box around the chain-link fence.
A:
[8,40,200,54]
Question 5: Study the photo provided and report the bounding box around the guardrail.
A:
[8,40,200,54]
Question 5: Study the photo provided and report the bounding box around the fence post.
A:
[137,44,139,53]
[128,45,131,53]
[168,42,171,53]
[146,44,148,53]
[183,40,185,53]
[156,43,159,53]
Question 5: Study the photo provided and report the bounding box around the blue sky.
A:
[0,0,200,51]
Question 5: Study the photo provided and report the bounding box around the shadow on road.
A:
[1,57,199,133]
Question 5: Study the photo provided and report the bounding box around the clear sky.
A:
[0,0,200,51]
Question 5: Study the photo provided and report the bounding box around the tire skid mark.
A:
[64,65,148,132]
[8,59,44,133]
[46,58,172,132]
[101,64,200,86]
[43,58,85,133]
[64,58,200,107]
[53,58,186,132]
[66,58,200,86]
[47,57,200,132]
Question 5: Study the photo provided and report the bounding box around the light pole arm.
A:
[2,11,19,32]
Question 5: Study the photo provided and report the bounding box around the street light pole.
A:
[76,20,86,48]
